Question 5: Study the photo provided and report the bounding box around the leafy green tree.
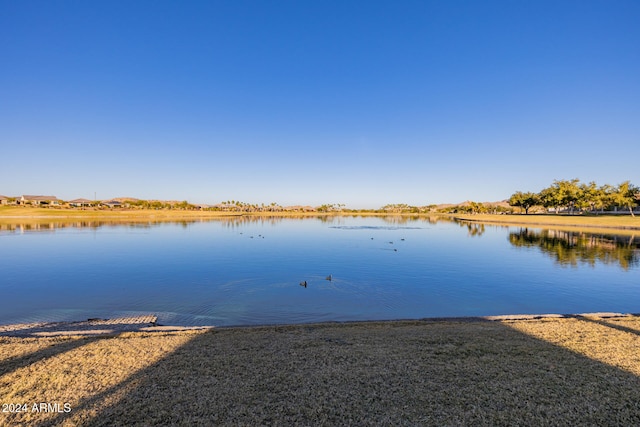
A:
[592,184,614,214]
[513,179,637,216]
[538,179,581,214]
[612,181,639,217]
[469,201,489,214]
[509,191,540,215]
[175,200,195,210]
[576,181,597,212]
[555,178,581,214]
[539,186,562,214]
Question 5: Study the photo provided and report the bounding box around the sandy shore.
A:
[0,316,213,338]
[2,314,640,426]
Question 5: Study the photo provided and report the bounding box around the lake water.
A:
[1,216,638,326]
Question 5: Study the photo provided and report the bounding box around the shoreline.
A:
[2,312,638,337]
[2,206,639,232]
[453,213,640,232]
[3,312,640,425]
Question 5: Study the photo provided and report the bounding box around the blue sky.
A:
[2,1,639,208]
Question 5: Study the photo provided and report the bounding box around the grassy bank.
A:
[2,315,640,425]
[3,206,640,230]
[0,206,242,220]
[0,206,338,224]
[453,213,640,232]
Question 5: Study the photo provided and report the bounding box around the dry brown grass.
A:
[3,207,640,233]
[453,213,640,232]
[0,209,341,236]
[0,206,244,221]
[2,316,640,426]
[0,331,202,426]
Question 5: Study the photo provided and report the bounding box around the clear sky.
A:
[2,1,639,208]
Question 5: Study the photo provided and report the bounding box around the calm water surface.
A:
[1,216,638,326]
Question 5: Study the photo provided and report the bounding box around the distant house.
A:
[102,200,123,208]
[20,195,60,206]
[0,195,9,205]
[68,198,94,207]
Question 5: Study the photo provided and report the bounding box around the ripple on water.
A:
[2,218,639,327]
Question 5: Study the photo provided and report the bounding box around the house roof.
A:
[22,195,59,201]
[69,198,94,203]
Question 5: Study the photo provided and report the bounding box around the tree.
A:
[612,181,639,217]
[539,186,562,214]
[537,179,581,214]
[509,191,540,215]
[469,201,489,214]
[576,181,596,212]
[555,178,581,215]
[512,178,637,216]
[594,184,614,214]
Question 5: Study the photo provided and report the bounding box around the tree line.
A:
[509,179,640,216]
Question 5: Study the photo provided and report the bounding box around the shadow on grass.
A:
[572,314,640,338]
[0,317,166,379]
[37,320,640,426]
[0,335,105,378]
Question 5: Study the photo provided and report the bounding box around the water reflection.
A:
[0,215,450,234]
[376,215,444,225]
[2,216,639,326]
[465,223,486,237]
[509,228,639,270]
[0,220,190,233]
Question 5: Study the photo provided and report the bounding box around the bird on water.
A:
[300,280,307,288]
[326,274,332,282]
